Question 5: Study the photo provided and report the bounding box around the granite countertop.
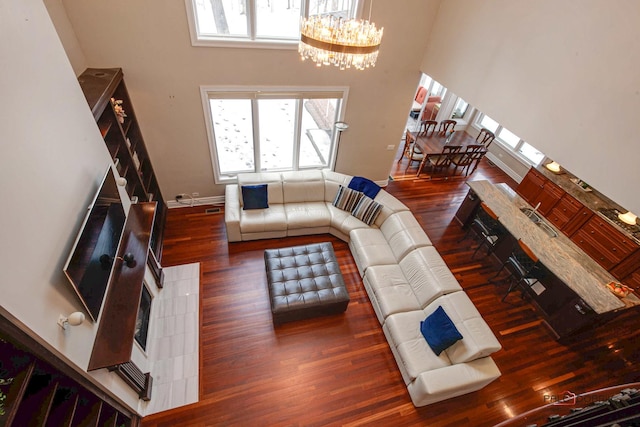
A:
[467,180,638,314]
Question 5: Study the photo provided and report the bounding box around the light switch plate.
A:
[386,145,395,151]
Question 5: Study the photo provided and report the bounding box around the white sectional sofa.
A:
[225,169,502,407]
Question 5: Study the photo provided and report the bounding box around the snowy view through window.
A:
[210,97,339,175]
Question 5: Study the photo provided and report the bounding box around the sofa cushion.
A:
[322,170,352,203]
[420,306,463,355]
[384,310,452,381]
[282,170,325,203]
[380,211,432,261]
[284,202,331,230]
[372,190,410,227]
[326,204,369,239]
[241,184,268,210]
[351,196,382,226]
[333,185,363,212]
[240,204,287,233]
[238,172,284,206]
[424,292,502,364]
[349,228,397,276]
[364,264,421,322]
[399,247,462,307]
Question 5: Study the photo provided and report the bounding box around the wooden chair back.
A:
[429,144,462,168]
[477,128,496,148]
[418,120,438,137]
[437,119,457,136]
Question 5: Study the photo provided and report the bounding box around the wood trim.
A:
[0,312,139,422]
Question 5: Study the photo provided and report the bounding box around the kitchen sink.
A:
[520,208,558,238]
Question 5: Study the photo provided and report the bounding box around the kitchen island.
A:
[456,180,639,338]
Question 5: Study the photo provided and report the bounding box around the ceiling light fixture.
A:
[299,1,383,70]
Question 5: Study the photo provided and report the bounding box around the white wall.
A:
[0,0,143,413]
[57,0,440,199]
[421,0,640,215]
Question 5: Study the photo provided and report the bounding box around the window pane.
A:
[451,98,469,119]
[308,0,355,17]
[430,80,446,98]
[256,0,301,39]
[498,127,520,148]
[478,114,499,133]
[300,98,338,167]
[194,0,248,37]
[258,99,295,170]
[518,142,545,164]
[210,99,254,174]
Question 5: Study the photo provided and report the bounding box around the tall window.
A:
[451,97,469,119]
[187,0,359,46]
[202,88,347,182]
[475,113,545,165]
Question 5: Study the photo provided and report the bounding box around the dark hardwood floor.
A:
[142,152,640,427]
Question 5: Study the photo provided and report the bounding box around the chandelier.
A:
[299,11,383,70]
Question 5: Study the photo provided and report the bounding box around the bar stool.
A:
[461,202,505,259]
[491,239,543,301]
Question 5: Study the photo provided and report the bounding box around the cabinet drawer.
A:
[555,194,582,217]
[548,208,571,229]
[582,218,639,256]
[572,230,619,269]
[564,207,593,237]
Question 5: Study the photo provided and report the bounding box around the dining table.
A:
[409,130,479,177]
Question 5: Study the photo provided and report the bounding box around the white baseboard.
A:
[167,195,225,209]
[485,152,525,183]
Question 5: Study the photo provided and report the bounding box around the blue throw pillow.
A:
[420,306,463,355]
[242,184,268,210]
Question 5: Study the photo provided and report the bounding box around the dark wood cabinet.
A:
[517,168,562,215]
[571,216,639,270]
[77,68,166,286]
[454,188,480,226]
[516,168,546,205]
[0,316,138,427]
[563,206,593,237]
[549,193,589,236]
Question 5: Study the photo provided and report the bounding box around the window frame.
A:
[200,85,349,184]
[473,113,545,166]
[185,0,361,49]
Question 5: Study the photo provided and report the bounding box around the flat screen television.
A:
[63,166,126,322]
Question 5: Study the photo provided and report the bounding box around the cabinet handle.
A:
[612,248,617,252]
[575,304,586,314]
[583,212,588,216]
[562,208,567,212]
[590,230,595,234]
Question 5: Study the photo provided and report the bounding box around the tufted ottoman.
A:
[264,242,350,324]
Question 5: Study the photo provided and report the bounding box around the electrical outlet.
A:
[175,194,184,200]
[386,145,395,151]
[192,192,200,197]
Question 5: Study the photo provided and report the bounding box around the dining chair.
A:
[451,144,487,176]
[460,202,505,259]
[418,120,438,137]
[419,144,462,177]
[476,128,496,148]
[491,239,544,302]
[437,119,457,136]
[401,130,424,170]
